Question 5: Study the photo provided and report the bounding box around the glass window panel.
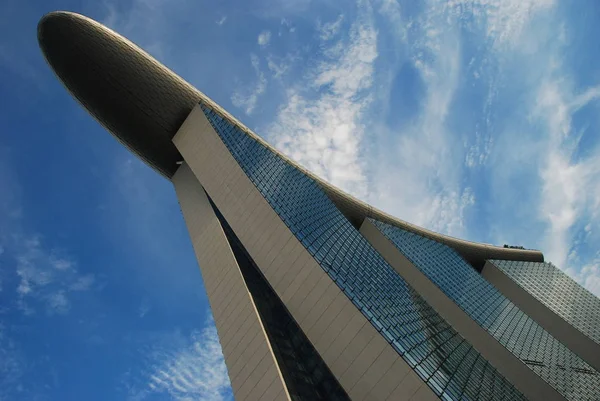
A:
[201,105,528,401]
[371,219,600,400]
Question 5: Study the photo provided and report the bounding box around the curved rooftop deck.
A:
[38,11,544,268]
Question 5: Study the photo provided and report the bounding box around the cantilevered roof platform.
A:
[38,11,544,269]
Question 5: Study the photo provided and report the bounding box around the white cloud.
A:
[577,258,600,297]
[267,51,300,79]
[268,4,377,200]
[70,274,96,292]
[125,316,232,401]
[46,291,70,315]
[432,0,600,292]
[443,0,555,48]
[215,16,227,26]
[138,299,151,318]
[102,2,119,30]
[571,85,600,111]
[16,237,60,297]
[368,0,474,236]
[101,0,600,320]
[267,56,289,78]
[563,252,600,297]
[257,30,271,47]
[534,79,600,270]
[51,257,74,271]
[280,18,295,34]
[7,234,96,315]
[317,14,344,40]
[465,129,494,168]
[0,322,25,400]
[377,0,407,42]
[231,54,267,115]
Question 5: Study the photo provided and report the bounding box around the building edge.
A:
[36,10,544,270]
[482,260,600,371]
[359,219,565,401]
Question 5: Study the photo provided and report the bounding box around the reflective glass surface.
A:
[209,196,350,401]
[490,260,600,346]
[201,104,526,401]
[372,219,600,401]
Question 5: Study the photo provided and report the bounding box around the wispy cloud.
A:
[0,153,96,315]
[0,321,25,400]
[257,30,271,47]
[46,290,70,315]
[571,256,600,296]
[317,14,344,40]
[138,298,151,318]
[280,18,296,34]
[231,54,267,115]
[368,0,473,236]
[0,153,100,397]
[416,0,600,294]
[124,315,232,401]
[535,78,600,276]
[268,3,377,200]
[447,0,555,49]
[12,235,95,315]
[216,16,227,26]
[70,274,96,292]
[98,0,600,305]
[267,54,292,78]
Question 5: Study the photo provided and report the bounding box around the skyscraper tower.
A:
[38,11,600,401]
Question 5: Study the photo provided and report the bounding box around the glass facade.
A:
[201,104,526,401]
[489,260,600,346]
[209,196,350,401]
[371,219,600,401]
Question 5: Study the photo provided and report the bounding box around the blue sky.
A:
[1,0,600,399]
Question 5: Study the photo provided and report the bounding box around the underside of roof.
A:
[38,11,544,268]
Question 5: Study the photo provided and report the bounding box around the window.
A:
[201,104,526,401]
[372,219,600,400]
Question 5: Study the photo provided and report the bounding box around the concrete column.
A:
[172,163,290,401]
[172,105,438,401]
[359,219,565,401]
[483,261,600,372]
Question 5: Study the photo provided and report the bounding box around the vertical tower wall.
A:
[172,164,290,401]
[171,104,531,401]
[483,260,600,371]
[366,219,600,401]
[359,219,563,401]
[173,105,439,401]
